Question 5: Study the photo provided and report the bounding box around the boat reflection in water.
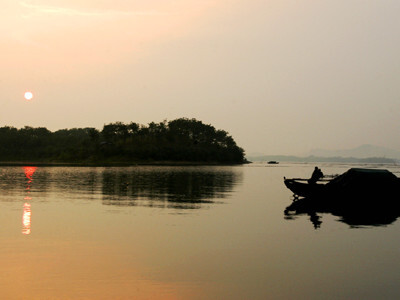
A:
[22,166,37,235]
[284,195,400,229]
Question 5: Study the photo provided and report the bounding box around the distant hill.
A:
[247,144,400,163]
[308,144,400,160]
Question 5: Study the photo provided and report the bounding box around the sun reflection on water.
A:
[24,166,37,181]
[22,166,37,235]
[22,203,31,235]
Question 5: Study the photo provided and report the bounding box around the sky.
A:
[1,0,400,156]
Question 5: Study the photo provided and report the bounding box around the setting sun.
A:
[24,91,33,100]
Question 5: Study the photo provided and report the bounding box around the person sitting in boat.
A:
[308,167,324,184]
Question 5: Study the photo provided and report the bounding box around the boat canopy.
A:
[327,168,399,190]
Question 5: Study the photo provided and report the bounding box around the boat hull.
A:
[284,179,326,198]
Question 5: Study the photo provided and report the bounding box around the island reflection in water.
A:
[101,168,241,209]
[0,166,241,236]
[0,166,242,210]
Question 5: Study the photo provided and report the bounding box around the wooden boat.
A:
[284,168,400,199]
[284,178,328,198]
[284,168,400,229]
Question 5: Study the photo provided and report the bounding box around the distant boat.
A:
[267,161,279,164]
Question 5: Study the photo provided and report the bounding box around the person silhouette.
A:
[308,167,323,184]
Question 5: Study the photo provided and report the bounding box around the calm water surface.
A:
[0,163,399,299]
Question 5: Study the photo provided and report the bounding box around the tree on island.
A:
[0,118,246,164]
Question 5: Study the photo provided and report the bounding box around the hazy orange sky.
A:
[1,0,400,155]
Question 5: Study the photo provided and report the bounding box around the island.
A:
[0,118,246,165]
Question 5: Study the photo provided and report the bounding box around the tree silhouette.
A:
[0,118,245,164]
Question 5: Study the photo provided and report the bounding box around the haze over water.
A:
[0,163,399,299]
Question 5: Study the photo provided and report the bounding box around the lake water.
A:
[0,163,399,299]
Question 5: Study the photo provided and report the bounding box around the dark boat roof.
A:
[346,168,394,174]
[333,168,396,178]
[327,168,399,189]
